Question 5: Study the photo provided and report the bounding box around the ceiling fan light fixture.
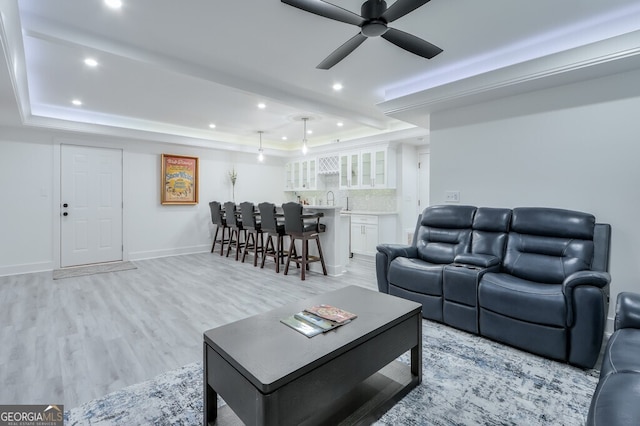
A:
[301,117,309,155]
[361,20,388,37]
[257,131,265,162]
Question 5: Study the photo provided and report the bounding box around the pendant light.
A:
[257,131,264,162]
[301,117,309,155]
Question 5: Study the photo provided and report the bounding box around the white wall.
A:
[0,128,287,275]
[430,67,640,324]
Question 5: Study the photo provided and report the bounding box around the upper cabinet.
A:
[285,157,317,191]
[285,145,395,191]
[339,145,396,189]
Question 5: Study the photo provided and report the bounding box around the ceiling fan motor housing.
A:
[361,0,387,19]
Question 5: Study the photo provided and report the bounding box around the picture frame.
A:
[161,154,199,205]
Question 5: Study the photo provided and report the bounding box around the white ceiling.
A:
[2,0,640,154]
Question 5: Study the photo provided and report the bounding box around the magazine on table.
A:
[280,305,357,337]
[304,304,357,324]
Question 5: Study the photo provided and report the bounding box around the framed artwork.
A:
[161,154,199,205]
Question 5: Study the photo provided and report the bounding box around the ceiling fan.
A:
[281,0,443,69]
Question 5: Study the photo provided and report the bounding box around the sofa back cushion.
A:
[471,207,512,259]
[503,207,595,283]
[415,205,476,264]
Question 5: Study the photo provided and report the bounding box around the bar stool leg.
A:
[315,235,328,275]
[220,226,229,256]
[284,237,296,275]
[301,238,308,280]
[226,228,236,258]
[211,226,220,253]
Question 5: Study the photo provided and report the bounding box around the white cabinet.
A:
[285,157,317,190]
[350,214,397,256]
[361,148,391,188]
[339,146,395,189]
[350,215,379,256]
[339,152,360,189]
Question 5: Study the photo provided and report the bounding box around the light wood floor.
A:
[0,252,377,408]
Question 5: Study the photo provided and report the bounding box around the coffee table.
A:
[203,285,422,425]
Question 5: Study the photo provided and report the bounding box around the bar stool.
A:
[209,201,230,256]
[258,202,288,273]
[224,201,246,261]
[240,202,263,266]
[282,202,327,280]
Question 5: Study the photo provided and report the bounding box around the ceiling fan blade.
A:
[382,0,431,23]
[281,0,365,26]
[317,33,367,69]
[381,27,442,59]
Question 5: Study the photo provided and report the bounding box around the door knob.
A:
[63,212,68,216]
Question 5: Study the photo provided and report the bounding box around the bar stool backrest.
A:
[209,201,225,226]
[224,202,241,228]
[258,202,278,233]
[240,202,259,230]
[282,202,304,234]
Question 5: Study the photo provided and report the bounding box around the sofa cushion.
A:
[587,372,640,426]
[502,208,595,284]
[479,272,566,327]
[389,257,444,296]
[510,207,595,239]
[599,329,640,377]
[503,233,594,283]
[415,205,475,264]
[470,207,511,259]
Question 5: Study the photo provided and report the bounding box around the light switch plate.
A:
[445,191,460,203]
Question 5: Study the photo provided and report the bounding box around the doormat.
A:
[53,261,137,280]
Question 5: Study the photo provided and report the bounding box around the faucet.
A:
[326,191,335,206]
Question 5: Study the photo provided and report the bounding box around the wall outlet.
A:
[445,191,460,203]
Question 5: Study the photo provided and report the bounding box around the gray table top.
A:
[204,285,421,393]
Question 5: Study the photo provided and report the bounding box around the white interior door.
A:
[60,145,123,267]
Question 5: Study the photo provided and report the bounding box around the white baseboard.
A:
[0,261,55,277]
[128,245,210,261]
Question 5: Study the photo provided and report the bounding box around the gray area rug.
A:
[64,321,599,425]
[53,261,137,280]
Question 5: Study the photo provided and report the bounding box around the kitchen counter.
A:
[339,210,398,215]
[300,205,349,276]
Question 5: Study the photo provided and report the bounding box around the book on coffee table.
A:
[294,311,339,331]
[280,315,324,337]
[305,304,357,324]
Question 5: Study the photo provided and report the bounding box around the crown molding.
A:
[379,30,640,126]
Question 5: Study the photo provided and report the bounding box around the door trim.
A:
[53,141,126,269]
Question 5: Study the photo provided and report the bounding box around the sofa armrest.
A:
[563,270,611,326]
[563,270,611,290]
[454,253,500,268]
[376,244,417,262]
[615,292,640,330]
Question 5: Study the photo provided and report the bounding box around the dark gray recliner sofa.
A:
[587,292,640,425]
[376,204,611,368]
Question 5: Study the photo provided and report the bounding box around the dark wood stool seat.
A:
[282,202,327,281]
[209,201,230,256]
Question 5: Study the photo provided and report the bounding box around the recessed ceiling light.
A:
[209,123,216,129]
[307,130,313,135]
[332,83,343,91]
[337,122,344,127]
[72,99,82,106]
[84,58,98,67]
[282,136,288,140]
[104,0,123,9]
[257,103,266,109]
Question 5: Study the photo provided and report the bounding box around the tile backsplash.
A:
[285,174,397,212]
